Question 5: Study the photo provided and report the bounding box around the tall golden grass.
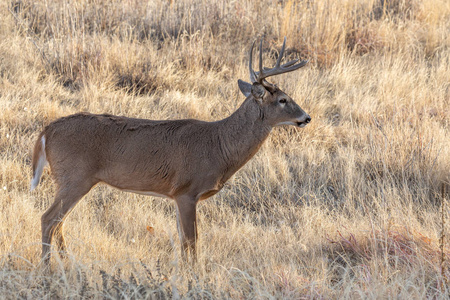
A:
[0,0,449,298]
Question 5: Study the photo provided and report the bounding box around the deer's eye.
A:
[279,99,287,104]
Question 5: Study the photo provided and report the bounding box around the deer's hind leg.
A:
[41,179,96,266]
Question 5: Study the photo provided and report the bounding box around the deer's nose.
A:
[305,116,311,124]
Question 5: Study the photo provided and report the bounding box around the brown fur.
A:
[32,41,311,265]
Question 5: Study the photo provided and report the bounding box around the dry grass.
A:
[0,0,449,298]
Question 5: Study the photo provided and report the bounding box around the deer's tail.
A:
[31,132,48,191]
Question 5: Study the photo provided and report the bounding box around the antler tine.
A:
[259,39,263,78]
[281,59,299,68]
[253,37,308,83]
[248,41,257,83]
[282,59,309,72]
[275,37,287,68]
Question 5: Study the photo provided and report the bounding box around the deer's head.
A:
[238,38,311,128]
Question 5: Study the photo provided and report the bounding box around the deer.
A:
[31,37,311,266]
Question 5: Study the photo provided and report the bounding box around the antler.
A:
[248,37,308,85]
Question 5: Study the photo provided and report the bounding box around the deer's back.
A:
[43,113,226,198]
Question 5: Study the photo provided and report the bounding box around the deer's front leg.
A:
[175,195,198,261]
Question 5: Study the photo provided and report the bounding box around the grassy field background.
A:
[0,0,449,298]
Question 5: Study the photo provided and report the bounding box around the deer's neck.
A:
[217,98,272,177]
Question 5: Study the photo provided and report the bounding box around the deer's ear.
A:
[251,83,266,100]
[238,79,252,97]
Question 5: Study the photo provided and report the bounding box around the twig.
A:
[440,183,448,286]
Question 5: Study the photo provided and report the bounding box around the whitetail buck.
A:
[31,37,311,266]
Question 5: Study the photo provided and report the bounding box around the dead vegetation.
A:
[0,0,449,298]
